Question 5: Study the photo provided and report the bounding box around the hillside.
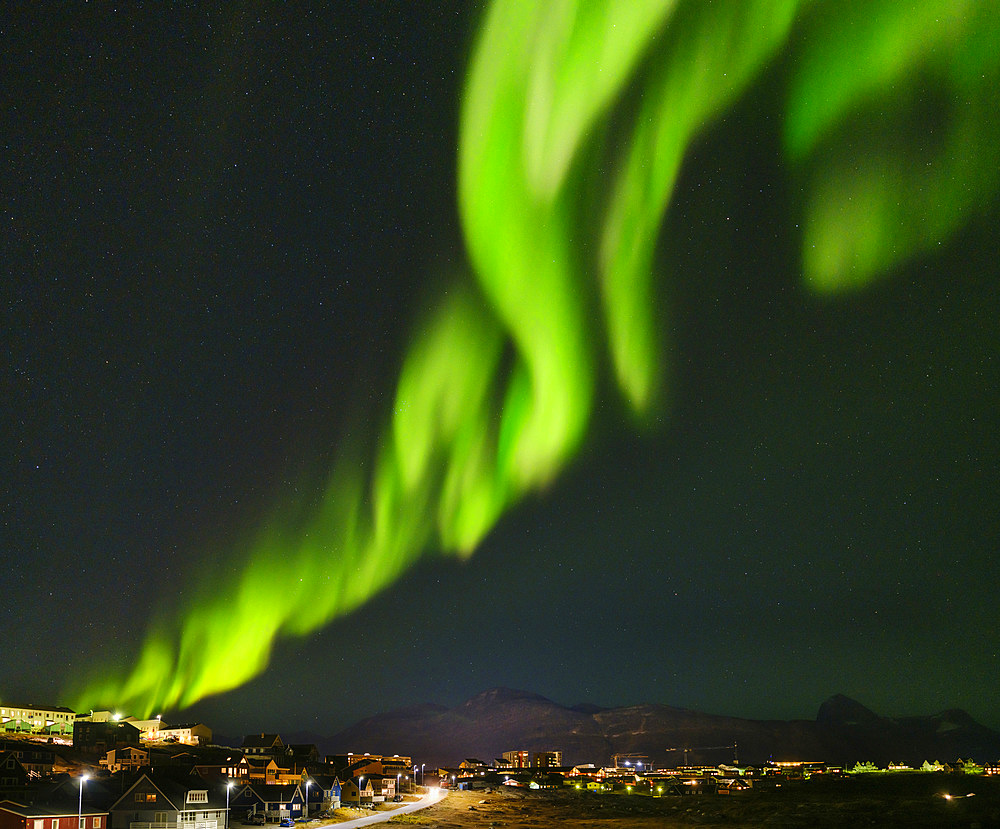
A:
[320,688,1000,768]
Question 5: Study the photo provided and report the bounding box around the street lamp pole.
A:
[78,775,89,829]
[226,782,233,829]
[358,776,364,809]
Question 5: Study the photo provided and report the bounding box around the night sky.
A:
[4,3,998,741]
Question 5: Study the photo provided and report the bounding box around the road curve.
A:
[319,788,447,829]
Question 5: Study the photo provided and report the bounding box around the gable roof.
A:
[234,783,302,804]
[0,801,104,819]
[110,771,229,812]
[242,734,283,750]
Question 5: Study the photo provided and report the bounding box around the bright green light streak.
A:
[600,0,801,413]
[70,0,999,718]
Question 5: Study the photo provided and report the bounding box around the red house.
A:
[0,801,107,829]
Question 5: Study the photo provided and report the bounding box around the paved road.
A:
[319,788,447,828]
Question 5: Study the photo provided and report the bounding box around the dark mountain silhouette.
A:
[318,688,1000,769]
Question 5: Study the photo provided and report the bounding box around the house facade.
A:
[0,754,29,788]
[243,759,280,786]
[0,706,76,736]
[100,748,149,774]
[305,776,340,812]
[339,779,373,807]
[108,772,228,829]
[0,801,106,829]
[240,737,283,758]
[0,742,58,781]
[228,784,302,822]
[73,722,141,757]
[156,726,211,747]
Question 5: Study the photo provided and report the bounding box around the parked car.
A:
[279,819,294,827]
[242,816,265,826]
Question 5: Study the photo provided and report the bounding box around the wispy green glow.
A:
[69,1,998,717]
[787,0,1000,291]
[599,0,800,413]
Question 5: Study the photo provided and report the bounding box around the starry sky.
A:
[4,3,998,740]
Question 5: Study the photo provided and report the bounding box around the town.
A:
[1,701,998,829]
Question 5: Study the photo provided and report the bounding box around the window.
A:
[94,819,101,828]
[187,791,208,804]
[136,793,157,803]
[79,818,85,829]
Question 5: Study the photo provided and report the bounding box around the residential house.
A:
[99,748,149,774]
[228,784,303,822]
[243,758,280,786]
[108,771,229,829]
[286,746,319,766]
[305,776,340,812]
[0,706,76,736]
[240,737,284,758]
[194,757,250,784]
[118,720,161,744]
[155,726,211,748]
[0,742,57,780]
[0,754,29,789]
[338,778,373,808]
[0,801,106,829]
[330,754,411,788]
[365,775,395,804]
[73,722,141,758]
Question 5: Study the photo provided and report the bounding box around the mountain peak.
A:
[816,694,880,726]
[462,688,553,708]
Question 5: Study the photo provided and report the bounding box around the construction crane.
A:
[664,743,739,766]
[611,753,649,769]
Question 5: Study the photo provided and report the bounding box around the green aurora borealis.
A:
[70,0,999,717]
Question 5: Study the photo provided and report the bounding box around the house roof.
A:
[0,800,104,819]
[242,734,283,749]
[110,771,229,812]
[306,774,340,788]
[0,704,76,715]
[244,756,279,769]
[237,783,302,803]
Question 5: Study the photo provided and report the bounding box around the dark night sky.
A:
[4,3,998,741]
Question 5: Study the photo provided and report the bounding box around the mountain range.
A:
[308,688,1000,769]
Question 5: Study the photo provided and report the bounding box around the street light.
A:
[78,774,89,829]
[304,780,310,819]
[225,782,233,829]
[420,764,425,787]
[358,776,364,809]
[396,774,401,799]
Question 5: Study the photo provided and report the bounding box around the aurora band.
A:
[71,0,999,715]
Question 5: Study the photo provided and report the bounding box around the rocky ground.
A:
[386,776,1000,828]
